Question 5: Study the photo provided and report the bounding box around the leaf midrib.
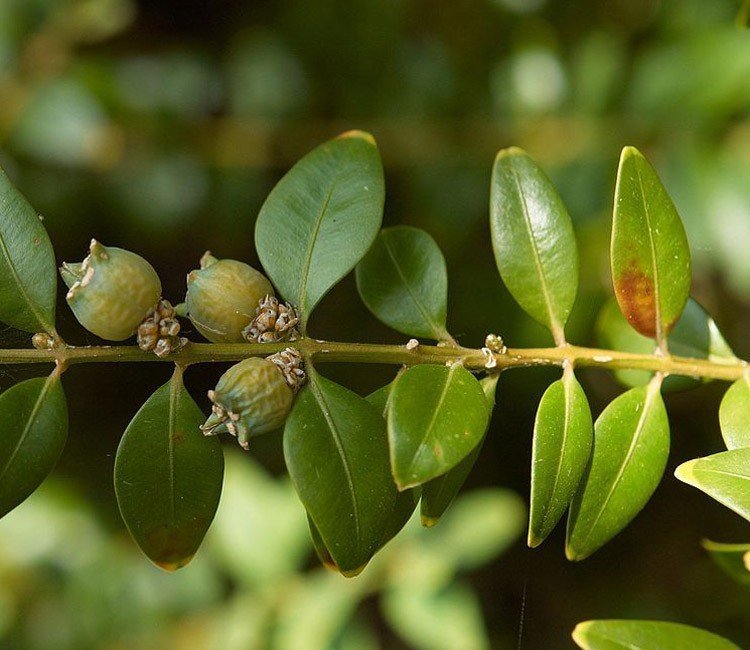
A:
[310,377,361,545]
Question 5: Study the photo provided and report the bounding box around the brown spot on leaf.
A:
[614,262,657,338]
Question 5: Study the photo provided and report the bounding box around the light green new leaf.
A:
[611,147,691,343]
[529,369,592,547]
[490,147,578,340]
[572,619,740,650]
[702,539,750,587]
[284,369,406,575]
[0,168,58,334]
[388,364,489,490]
[566,380,669,560]
[596,297,734,391]
[421,374,499,527]
[675,448,750,522]
[356,226,450,341]
[719,376,750,450]
[255,131,384,328]
[114,369,224,571]
[0,372,67,518]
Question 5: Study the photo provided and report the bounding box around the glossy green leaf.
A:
[388,364,489,490]
[490,147,578,340]
[572,619,740,650]
[611,146,691,343]
[114,369,224,571]
[566,380,669,560]
[284,369,406,575]
[702,539,750,587]
[365,381,393,417]
[254,131,384,328]
[0,372,67,518]
[355,226,450,341]
[719,376,750,450]
[0,167,58,334]
[529,369,593,547]
[596,297,734,391]
[307,514,337,572]
[420,374,499,527]
[675,448,750,522]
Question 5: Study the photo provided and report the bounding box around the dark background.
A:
[1,0,750,647]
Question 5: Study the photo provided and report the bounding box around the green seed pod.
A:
[185,252,274,343]
[60,240,161,341]
[201,355,300,450]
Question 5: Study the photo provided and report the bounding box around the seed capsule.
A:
[201,349,304,450]
[185,252,274,343]
[60,240,161,341]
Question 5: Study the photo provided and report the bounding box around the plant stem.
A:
[0,339,746,381]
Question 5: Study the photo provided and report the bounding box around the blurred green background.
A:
[2,0,750,647]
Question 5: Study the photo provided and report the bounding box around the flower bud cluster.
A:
[137,299,186,358]
[243,295,300,343]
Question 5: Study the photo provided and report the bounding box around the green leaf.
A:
[0,372,67,518]
[388,364,489,490]
[420,374,499,527]
[675,448,750,522]
[611,146,691,343]
[307,514,338,572]
[490,147,578,341]
[0,167,58,334]
[355,226,450,341]
[529,368,593,547]
[114,369,224,571]
[719,377,750,450]
[572,619,740,650]
[383,581,489,650]
[284,369,406,575]
[596,297,734,391]
[702,539,750,587]
[566,379,669,560]
[254,131,384,328]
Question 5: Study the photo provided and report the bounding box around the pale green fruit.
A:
[60,240,161,341]
[201,357,293,449]
[185,252,274,343]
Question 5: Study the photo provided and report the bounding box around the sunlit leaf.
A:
[529,368,592,547]
[675,448,750,522]
[284,369,406,575]
[388,364,489,490]
[572,619,740,650]
[0,167,58,334]
[490,147,578,341]
[0,372,67,518]
[114,369,224,570]
[702,539,750,587]
[719,376,750,450]
[566,379,669,560]
[255,131,384,329]
[611,146,691,343]
[420,374,498,527]
[356,226,450,341]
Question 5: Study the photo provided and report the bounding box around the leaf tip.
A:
[494,146,527,163]
[155,555,194,572]
[674,459,697,485]
[565,543,588,562]
[620,145,643,163]
[420,514,440,528]
[340,563,368,578]
[571,621,590,646]
[337,130,376,146]
[527,530,543,548]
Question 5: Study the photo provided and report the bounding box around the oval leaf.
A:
[566,379,669,561]
[719,376,750,450]
[596,297,734,391]
[355,226,450,340]
[611,146,691,343]
[572,619,740,650]
[284,370,407,575]
[420,374,499,527]
[388,364,489,490]
[0,372,67,518]
[114,369,224,571]
[675,448,750,522]
[255,131,384,328]
[529,368,593,547]
[0,168,58,334]
[490,147,578,341]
